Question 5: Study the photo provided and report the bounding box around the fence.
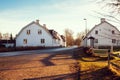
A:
[108,50,120,75]
[69,62,80,80]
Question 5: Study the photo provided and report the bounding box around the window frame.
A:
[23,39,27,44]
[94,39,98,43]
[95,30,98,34]
[41,39,45,44]
[38,29,42,34]
[112,39,116,43]
[27,30,30,35]
[112,30,115,34]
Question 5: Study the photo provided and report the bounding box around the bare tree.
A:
[2,33,10,40]
[94,0,120,24]
[64,29,74,47]
[10,33,13,40]
[97,0,120,14]
[74,32,85,46]
[0,33,2,40]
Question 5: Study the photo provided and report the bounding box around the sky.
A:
[0,0,120,37]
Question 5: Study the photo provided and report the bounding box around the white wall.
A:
[82,22,120,47]
[16,23,53,47]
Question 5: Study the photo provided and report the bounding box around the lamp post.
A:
[84,18,87,47]
[84,18,87,35]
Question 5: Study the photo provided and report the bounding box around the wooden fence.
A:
[108,50,120,75]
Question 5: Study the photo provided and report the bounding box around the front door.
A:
[90,39,94,47]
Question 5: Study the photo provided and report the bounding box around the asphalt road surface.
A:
[0,47,79,80]
[0,47,77,57]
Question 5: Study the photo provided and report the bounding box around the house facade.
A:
[81,18,120,48]
[16,20,66,47]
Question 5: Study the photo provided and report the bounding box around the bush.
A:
[83,47,94,56]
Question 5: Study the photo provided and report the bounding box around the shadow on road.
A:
[80,67,120,80]
[24,73,78,80]
[40,53,55,66]
[0,49,81,80]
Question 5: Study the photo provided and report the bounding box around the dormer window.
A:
[95,30,98,34]
[27,30,30,35]
[38,30,42,34]
[112,30,115,34]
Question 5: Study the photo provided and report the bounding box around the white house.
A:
[16,20,66,47]
[60,35,66,47]
[81,18,120,48]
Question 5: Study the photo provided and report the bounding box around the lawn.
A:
[75,48,120,80]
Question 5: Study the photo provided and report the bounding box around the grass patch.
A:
[79,57,116,80]
[75,48,120,80]
[94,49,108,54]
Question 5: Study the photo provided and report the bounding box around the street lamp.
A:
[84,18,87,47]
[84,18,87,35]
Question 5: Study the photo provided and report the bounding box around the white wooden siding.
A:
[81,20,120,47]
[16,23,53,47]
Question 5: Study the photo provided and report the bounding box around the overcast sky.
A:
[0,0,118,37]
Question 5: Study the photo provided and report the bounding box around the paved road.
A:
[0,47,79,80]
[0,47,77,57]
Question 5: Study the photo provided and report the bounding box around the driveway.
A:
[0,47,80,80]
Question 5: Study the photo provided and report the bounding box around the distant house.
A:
[60,35,66,47]
[0,40,15,48]
[0,33,15,48]
[48,30,66,47]
[16,20,66,47]
[81,18,120,48]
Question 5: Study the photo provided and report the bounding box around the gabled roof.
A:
[61,35,66,42]
[16,21,53,39]
[16,21,35,39]
[49,30,60,40]
[15,20,63,40]
[84,19,120,39]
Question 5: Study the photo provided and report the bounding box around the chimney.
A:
[101,18,105,23]
[36,19,39,24]
[43,24,47,29]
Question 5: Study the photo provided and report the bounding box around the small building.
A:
[81,18,120,48]
[60,35,66,47]
[0,40,15,48]
[16,20,66,47]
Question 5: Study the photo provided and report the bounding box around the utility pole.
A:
[84,18,87,47]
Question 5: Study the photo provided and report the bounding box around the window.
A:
[94,39,98,43]
[38,30,42,34]
[112,39,116,43]
[27,30,30,35]
[112,30,115,34]
[95,30,98,34]
[41,39,45,44]
[23,39,27,44]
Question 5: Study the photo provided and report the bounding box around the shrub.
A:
[83,47,95,56]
